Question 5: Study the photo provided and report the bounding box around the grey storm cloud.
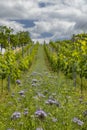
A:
[0,0,87,42]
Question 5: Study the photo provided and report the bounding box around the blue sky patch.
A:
[38,2,46,8]
[40,32,53,38]
[15,20,36,28]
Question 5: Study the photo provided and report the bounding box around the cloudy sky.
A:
[0,0,87,43]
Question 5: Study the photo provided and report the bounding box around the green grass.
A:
[0,45,87,130]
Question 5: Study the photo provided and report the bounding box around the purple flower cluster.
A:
[16,79,21,84]
[83,110,87,117]
[31,79,38,87]
[11,112,21,120]
[18,90,25,96]
[32,83,37,87]
[37,92,45,98]
[45,98,60,107]
[72,117,84,126]
[32,79,38,83]
[35,109,47,120]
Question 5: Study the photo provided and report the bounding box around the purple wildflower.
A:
[35,109,47,120]
[45,99,56,105]
[16,79,21,84]
[18,90,25,96]
[72,117,78,123]
[45,98,60,107]
[32,79,38,83]
[24,108,28,116]
[77,119,84,126]
[37,93,45,98]
[11,112,21,120]
[32,83,37,87]
[72,117,84,126]
[83,110,87,117]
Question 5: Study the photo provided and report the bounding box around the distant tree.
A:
[0,26,13,49]
[18,31,32,46]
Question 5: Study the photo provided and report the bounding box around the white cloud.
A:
[0,0,87,42]
[0,19,25,32]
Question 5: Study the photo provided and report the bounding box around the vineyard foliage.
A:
[0,25,87,130]
[0,45,87,130]
[44,34,87,79]
[0,43,38,91]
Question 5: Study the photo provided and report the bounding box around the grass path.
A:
[28,45,49,73]
[0,45,87,130]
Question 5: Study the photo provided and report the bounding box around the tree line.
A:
[0,25,32,50]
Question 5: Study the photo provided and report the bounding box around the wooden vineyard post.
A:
[22,44,24,57]
[7,74,10,91]
[7,35,11,92]
[72,64,77,87]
